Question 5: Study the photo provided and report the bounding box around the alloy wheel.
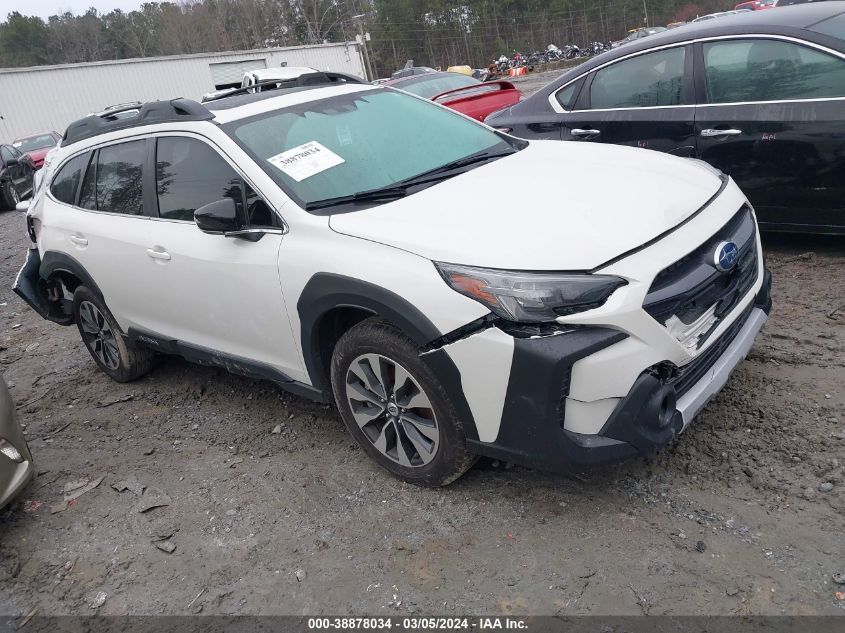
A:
[10,186,20,205]
[78,300,120,370]
[345,353,439,467]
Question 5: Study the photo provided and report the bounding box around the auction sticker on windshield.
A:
[268,141,345,182]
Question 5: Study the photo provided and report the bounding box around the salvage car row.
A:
[1,3,841,500]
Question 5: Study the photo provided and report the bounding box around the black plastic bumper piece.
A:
[13,249,52,321]
[466,269,773,474]
[466,327,635,472]
[755,267,773,315]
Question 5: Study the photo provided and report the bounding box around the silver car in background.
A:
[0,376,33,510]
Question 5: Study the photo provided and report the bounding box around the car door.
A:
[48,138,162,333]
[556,44,697,156]
[1,145,27,195]
[694,36,845,232]
[130,134,302,380]
[8,145,34,195]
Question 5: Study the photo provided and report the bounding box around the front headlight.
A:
[435,262,626,323]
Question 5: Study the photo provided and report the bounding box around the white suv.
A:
[15,72,772,486]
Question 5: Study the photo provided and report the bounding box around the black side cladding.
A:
[296,273,479,438]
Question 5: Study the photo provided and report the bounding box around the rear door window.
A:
[50,153,89,205]
[703,39,845,103]
[589,47,686,109]
[77,141,145,215]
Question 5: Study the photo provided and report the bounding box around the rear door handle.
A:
[700,128,742,137]
[571,128,601,137]
[146,248,171,262]
[69,234,88,246]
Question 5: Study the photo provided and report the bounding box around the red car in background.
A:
[735,0,777,10]
[12,131,61,170]
[386,72,522,122]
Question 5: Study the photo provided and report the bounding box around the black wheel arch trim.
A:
[297,272,480,440]
[40,250,105,299]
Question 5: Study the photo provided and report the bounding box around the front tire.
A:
[331,318,477,486]
[72,286,156,382]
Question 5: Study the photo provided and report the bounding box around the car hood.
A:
[328,140,724,271]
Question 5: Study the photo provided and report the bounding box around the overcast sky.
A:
[0,0,145,20]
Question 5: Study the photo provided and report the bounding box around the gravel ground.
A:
[0,75,843,616]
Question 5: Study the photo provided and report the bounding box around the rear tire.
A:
[72,286,157,383]
[331,318,477,487]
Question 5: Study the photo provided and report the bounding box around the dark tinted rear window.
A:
[78,140,145,215]
[50,153,88,205]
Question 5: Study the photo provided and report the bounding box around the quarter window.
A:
[50,153,89,205]
[703,39,845,104]
[555,79,583,110]
[0,146,14,163]
[589,47,686,109]
[155,137,243,222]
[78,140,145,215]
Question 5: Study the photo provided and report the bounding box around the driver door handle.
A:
[571,128,601,137]
[700,128,742,137]
[69,234,88,246]
[146,248,171,262]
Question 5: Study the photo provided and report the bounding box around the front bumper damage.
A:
[465,269,772,473]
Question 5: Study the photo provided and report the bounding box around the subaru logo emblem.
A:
[714,241,739,272]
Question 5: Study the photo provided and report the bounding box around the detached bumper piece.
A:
[12,249,72,325]
[467,269,772,474]
[13,249,50,319]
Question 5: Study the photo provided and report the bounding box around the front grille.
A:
[644,206,759,349]
[669,301,754,398]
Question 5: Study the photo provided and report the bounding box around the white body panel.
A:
[27,83,767,463]
[329,140,723,270]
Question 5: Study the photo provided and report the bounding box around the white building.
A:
[0,42,366,142]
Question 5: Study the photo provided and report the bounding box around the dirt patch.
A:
[0,192,843,615]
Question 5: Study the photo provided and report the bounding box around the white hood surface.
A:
[329,140,724,271]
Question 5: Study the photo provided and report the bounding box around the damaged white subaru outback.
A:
[15,72,771,486]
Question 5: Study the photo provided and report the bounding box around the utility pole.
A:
[643,0,649,27]
[352,14,375,81]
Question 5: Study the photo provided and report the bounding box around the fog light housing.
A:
[0,438,23,463]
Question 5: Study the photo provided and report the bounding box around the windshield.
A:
[226,88,515,212]
[394,73,480,99]
[13,134,56,152]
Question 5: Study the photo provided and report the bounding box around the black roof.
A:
[62,99,213,147]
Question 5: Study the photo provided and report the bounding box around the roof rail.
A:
[201,71,368,103]
[62,98,214,147]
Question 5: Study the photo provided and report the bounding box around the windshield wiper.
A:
[399,149,516,186]
[305,185,409,211]
[304,149,516,212]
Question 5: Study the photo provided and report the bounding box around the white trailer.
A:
[0,42,366,142]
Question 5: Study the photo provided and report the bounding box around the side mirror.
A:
[194,198,240,234]
[16,200,30,212]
